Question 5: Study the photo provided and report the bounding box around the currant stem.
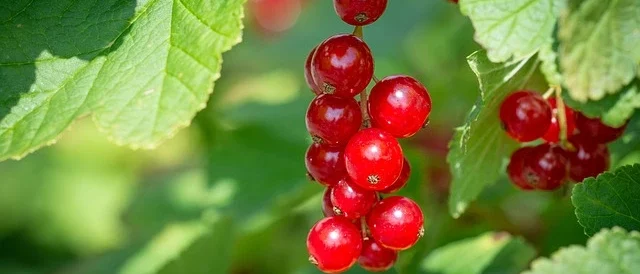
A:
[352,26,363,39]
[554,86,572,148]
[372,75,380,83]
[542,87,554,99]
[360,216,368,240]
[360,90,370,125]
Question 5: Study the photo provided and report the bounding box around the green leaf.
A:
[564,81,640,127]
[572,164,640,236]
[524,227,640,274]
[421,231,536,274]
[447,51,537,218]
[459,0,564,63]
[0,0,245,161]
[559,0,640,101]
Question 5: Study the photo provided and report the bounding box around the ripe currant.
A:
[311,34,374,98]
[499,91,552,142]
[306,94,362,145]
[331,178,378,219]
[568,135,610,182]
[358,238,398,272]
[344,128,403,191]
[305,143,347,186]
[322,187,336,217]
[380,157,411,194]
[542,98,576,143]
[575,112,627,144]
[366,196,424,250]
[305,46,321,95]
[333,0,388,26]
[368,75,432,138]
[307,216,363,273]
[507,147,535,190]
[523,144,568,190]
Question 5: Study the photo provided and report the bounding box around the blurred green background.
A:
[0,1,595,273]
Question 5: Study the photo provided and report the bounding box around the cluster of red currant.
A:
[303,1,431,273]
[500,90,627,191]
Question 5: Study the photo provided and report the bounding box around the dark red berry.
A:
[311,34,374,98]
[333,0,388,26]
[305,46,321,94]
[306,94,362,145]
[380,157,410,194]
[331,178,378,219]
[368,75,432,138]
[542,98,576,143]
[567,136,610,182]
[307,216,363,273]
[366,196,424,250]
[507,147,535,190]
[499,91,552,142]
[344,128,403,191]
[358,239,398,272]
[322,187,336,217]
[523,144,568,190]
[305,143,347,186]
[575,112,627,144]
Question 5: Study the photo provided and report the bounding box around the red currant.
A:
[542,98,576,143]
[507,147,535,190]
[305,143,347,186]
[567,136,610,182]
[575,112,627,144]
[524,144,568,190]
[306,94,362,145]
[499,91,552,142]
[368,75,432,138]
[331,178,378,219]
[366,196,424,250]
[305,46,321,95]
[333,0,388,26]
[358,239,398,272]
[380,157,410,194]
[311,34,374,98]
[307,216,363,273]
[344,128,403,191]
[322,187,336,217]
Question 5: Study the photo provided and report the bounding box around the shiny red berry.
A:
[305,143,347,186]
[358,239,398,272]
[366,196,424,250]
[368,75,432,138]
[499,91,552,142]
[507,147,535,190]
[344,128,403,191]
[306,94,362,145]
[307,217,362,273]
[523,144,568,190]
[380,157,410,194]
[575,112,627,144]
[305,46,321,94]
[311,34,374,98]
[322,187,337,217]
[542,98,576,143]
[331,178,378,219]
[333,0,388,26]
[567,136,610,182]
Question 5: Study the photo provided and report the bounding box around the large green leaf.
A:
[459,0,563,63]
[572,164,640,236]
[564,81,640,128]
[0,0,245,161]
[421,232,535,274]
[559,0,640,101]
[447,51,537,218]
[524,227,640,274]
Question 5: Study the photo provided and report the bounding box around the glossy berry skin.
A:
[333,0,388,26]
[368,75,432,138]
[322,187,337,217]
[306,94,362,145]
[380,157,410,194]
[507,147,535,190]
[366,196,424,250]
[523,144,568,190]
[358,239,398,272]
[331,178,378,219]
[307,217,363,273]
[575,112,627,144]
[499,91,552,142]
[305,143,347,186]
[344,128,403,191]
[311,34,374,98]
[568,136,610,182]
[542,98,576,143]
[305,46,321,95]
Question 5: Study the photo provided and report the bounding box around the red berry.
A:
[499,91,552,142]
[307,216,363,273]
[507,147,536,190]
[380,157,410,194]
[366,196,424,250]
[311,34,374,98]
[331,178,378,219]
[368,75,432,138]
[345,128,403,191]
[542,98,576,143]
[305,46,321,94]
[306,94,362,145]
[524,144,568,190]
[567,136,610,182]
[333,0,388,26]
[322,187,336,217]
[575,112,627,144]
[249,0,302,33]
[358,239,398,272]
[305,143,347,186]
